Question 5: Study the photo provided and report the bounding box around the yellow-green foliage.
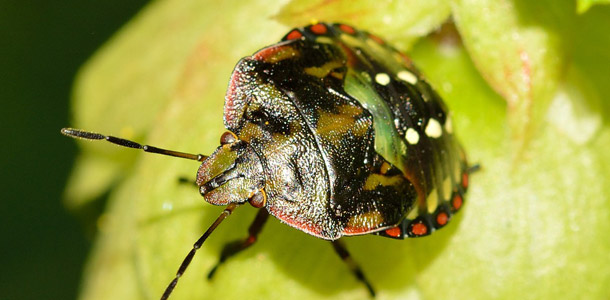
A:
[65,0,610,299]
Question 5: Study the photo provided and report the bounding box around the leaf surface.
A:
[67,1,610,299]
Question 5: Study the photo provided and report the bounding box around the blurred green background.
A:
[0,1,147,299]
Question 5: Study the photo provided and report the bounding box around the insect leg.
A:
[207,208,270,279]
[161,203,240,300]
[331,240,376,297]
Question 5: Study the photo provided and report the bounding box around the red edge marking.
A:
[368,33,385,45]
[310,23,327,35]
[286,30,303,40]
[462,172,469,189]
[436,212,448,226]
[246,236,256,244]
[224,69,243,127]
[338,24,355,34]
[452,194,463,211]
[411,223,428,236]
[343,225,374,235]
[252,45,288,62]
[267,206,323,237]
[385,227,401,238]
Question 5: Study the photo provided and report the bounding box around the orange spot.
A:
[343,225,373,235]
[380,162,391,175]
[246,236,256,244]
[339,24,355,34]
[310,23,327,35]
[411,223,428,236]
[436,212,448,226]
[385,227,401,238]
[286,30,302,40]
[368,34,385,45]
[452,194,463,211]
[462,172,469,189]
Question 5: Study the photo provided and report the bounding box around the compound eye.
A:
[248,189,267,208]
[220,131,238,145]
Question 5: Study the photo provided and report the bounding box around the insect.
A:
[62,22,472,299]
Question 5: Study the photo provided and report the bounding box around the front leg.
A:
[207,209,269,279]
[331,240,376,297]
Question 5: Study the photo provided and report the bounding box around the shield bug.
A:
[62,22,473,299]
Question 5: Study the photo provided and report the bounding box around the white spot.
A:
[445,115,453,134]
[162,202,173,211]
[406,128,420,145]
[375,73,391,86]
[397,70,418,85]
[394,118,400,128]
[425,118,443,138]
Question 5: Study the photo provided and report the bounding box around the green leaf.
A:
[275,0,451,50]
[413,37,610,300]
[451,0,564,154]
[67,0,610,299]
[568,5,610,117]
[577,0,610,13]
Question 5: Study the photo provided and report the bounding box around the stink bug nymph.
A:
[63,22,472,299]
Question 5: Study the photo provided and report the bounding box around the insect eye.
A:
[220,131,238,145]
[248,189,267,208]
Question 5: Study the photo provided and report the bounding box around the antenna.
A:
[161,203,240,299]
[62,127,229,299]
[61,128,207,161]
